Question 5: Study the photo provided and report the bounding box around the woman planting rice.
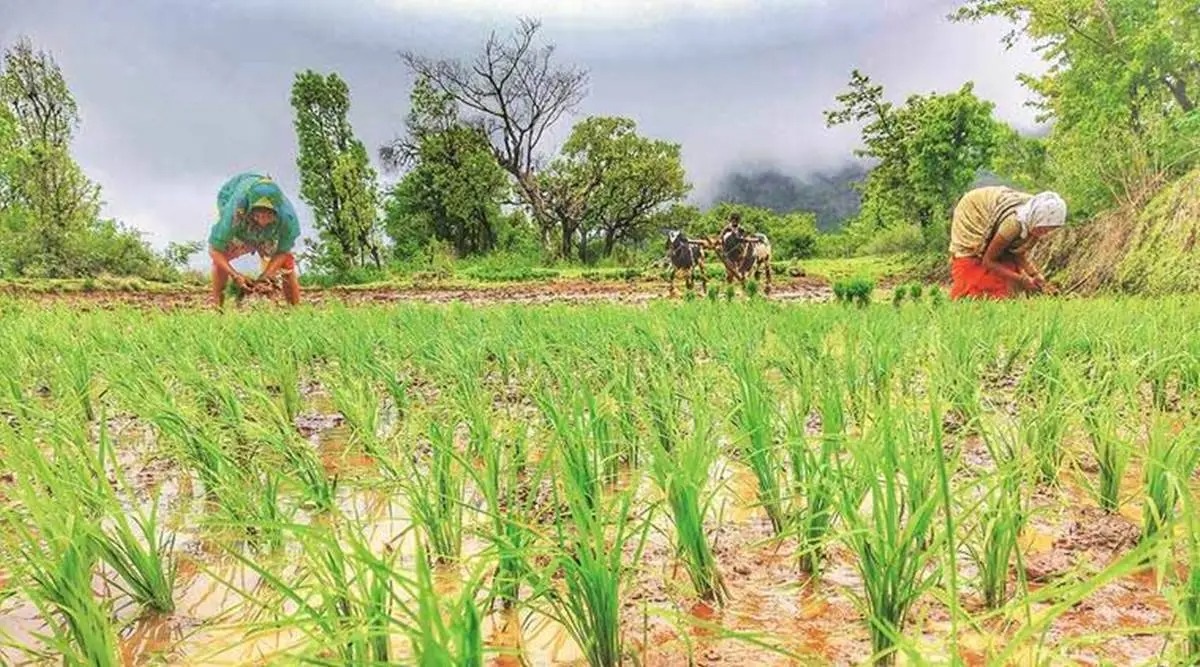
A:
[207,172,302,308]
[948,187,1067,300]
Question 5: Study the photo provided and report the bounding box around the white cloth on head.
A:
[1015,191,1067,238]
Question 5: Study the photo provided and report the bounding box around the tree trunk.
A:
[560,223,573,260]
[1162,76,1196,113]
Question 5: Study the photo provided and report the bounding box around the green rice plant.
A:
[724,284,736,302]
[644,383,726,603]
[250,471,289,551]
[729,352,786,535]
[1172,490,1200,663]
[403,543,484,667]
[1084,395,1129,514]
[534,481,648,667]
[537,378,620,504]
[1068,346,1132,511]
[17,521,119,667]
[965,463,1028,609]
[610,359,642,469]
[1019,389,1069,486]
[150,409,234,499]
[891,287,905,307]
[783,371,841,575]
[266,350,303,424]
[405,420,466,565]
[278,430,339,513]
[745,279,760,298]
[837,406,942,666]
[230,522,403,666]
[908,283,923,300]
[59,346,95,422]
[833,277,874,306]
[328,373,384,453]
[1141,415,1193,544]
[938,327,983,430]
[475,440,544,610]
[707,284,720,302]
[92,500,177,614]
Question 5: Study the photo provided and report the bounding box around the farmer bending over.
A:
[208,172,301,307]
[948,187,1067,300]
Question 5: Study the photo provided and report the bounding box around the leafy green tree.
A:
[826,71,1004,246]
[539,116,689,261]
[399,19,588,246]
[291,70,383,273]
[955,0,1200,213]
[383,78,514,258]
[0,37,101,276]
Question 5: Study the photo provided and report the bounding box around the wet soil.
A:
[0,277,833,310]
[0,390,1189,667]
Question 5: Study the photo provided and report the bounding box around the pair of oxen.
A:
[662,228,773,295]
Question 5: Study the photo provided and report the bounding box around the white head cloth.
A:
[1016,191,1067,237]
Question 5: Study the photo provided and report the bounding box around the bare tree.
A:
[398,18,588,242]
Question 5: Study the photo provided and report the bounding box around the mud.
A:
[1,390,1191,667]
[0,277,833,310]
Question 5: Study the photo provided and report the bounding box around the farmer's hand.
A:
[232,272,251,290]
[1021,275,1041,293]
[1031,275,1058,295]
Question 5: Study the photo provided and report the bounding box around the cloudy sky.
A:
[2,0,1042,255]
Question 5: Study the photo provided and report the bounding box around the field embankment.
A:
[1036,169,1200,294]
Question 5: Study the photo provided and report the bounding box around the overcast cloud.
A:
[1,0,1042,256]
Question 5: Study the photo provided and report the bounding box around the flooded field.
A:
[1,296,1198,666]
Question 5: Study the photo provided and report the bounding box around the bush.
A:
[860,224,924,256]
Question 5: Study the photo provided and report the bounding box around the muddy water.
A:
[3,401,1194,666]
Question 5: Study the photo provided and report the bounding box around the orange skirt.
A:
[950,256,1019,300]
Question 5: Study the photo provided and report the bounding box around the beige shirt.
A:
[949,186,1034,259]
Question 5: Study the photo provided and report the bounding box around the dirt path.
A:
[0,277,834,310]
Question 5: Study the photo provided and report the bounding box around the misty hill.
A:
[711,163,867,231]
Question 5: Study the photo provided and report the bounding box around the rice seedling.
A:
[537,377,620,507]
[1019,389,1069,486]
[965,462,1028,609]
[1084,398,1130,514]
[534,480,648,667]
[729,352,786,535]
[405,420,466,565]
[277,430,339,513]
[92,499,177,614]
[16,521,120,667]
[1142,415,1193,544]
[782,366,841,575]
[644,381,726,604]
[1172,490,1200,664]
[837,405,943,666]
[468,430,544,610]
[328,373,384,451]
[938,326,983,429]
[230,522,411,666]
[266,350,303,424]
